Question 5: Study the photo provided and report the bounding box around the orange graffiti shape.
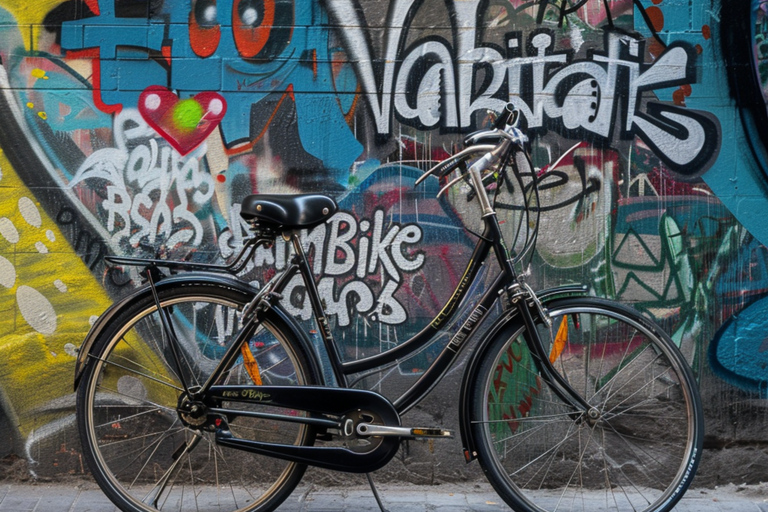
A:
[646,6,665,32]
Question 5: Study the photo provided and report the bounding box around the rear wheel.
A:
[76,282,319,512]
[470,297,703,512]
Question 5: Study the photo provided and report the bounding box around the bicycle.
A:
[73,104,704,512]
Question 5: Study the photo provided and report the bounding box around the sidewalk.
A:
[0,482,766,511]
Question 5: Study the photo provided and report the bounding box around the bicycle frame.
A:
[281,214,592,416]
[90,130,593,427]
[192,170,594,419]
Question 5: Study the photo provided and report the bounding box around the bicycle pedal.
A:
[409,427,453,439]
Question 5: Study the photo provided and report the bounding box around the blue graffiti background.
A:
[60,0,362,184]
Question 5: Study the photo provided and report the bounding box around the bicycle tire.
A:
[469,297,703,512]
[76,281,320,512]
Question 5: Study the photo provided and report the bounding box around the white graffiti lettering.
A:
[325,0,719,173]
[224,207,425,327]
[69,109,215,249]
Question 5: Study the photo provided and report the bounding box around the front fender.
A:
[73,272,260,391]
[458,284,588,462]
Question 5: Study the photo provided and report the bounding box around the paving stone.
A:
[0,482,763,511]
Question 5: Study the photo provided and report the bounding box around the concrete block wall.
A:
[0,0,766,485]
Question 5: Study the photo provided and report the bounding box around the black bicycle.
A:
[73,105,704,512]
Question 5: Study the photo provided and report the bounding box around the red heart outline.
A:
[138,86,227,156]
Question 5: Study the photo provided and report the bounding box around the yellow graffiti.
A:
[1,1,70,51]
[30,69,48,80]
[25,102,48,121]
[0,148,112,438]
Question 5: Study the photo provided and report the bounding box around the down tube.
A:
[341,238,493,375]
[393,270,505,414]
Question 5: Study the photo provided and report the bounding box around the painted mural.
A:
[0,0,767,478]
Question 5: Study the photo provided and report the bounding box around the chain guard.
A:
[210,385,402,473]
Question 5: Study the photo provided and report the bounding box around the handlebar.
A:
[494,103,519,129]
[416,104,528,189]
[414,103,540,267]
[414,144,496,186]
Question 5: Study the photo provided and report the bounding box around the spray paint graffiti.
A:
[138,86,227,156]
[709,235,768,397]
[243,206,428,328]
[57,0,363,185]
[0,0,765,480]
[69,109,217,251]
[328,0,720,176]
[756,2,768,97]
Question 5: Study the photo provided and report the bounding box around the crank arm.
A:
[356,424,453,439]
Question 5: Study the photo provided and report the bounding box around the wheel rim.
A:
[82,294,312,512]
[479,305,698,512]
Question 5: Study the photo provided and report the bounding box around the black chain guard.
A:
[209,385,402,473]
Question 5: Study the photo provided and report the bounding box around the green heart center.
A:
[172,99,205,133]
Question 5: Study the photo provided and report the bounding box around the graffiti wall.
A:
[0,0,767,482]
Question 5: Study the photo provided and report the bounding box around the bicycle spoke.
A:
[141,431,202,508]
[473,300,702,512]
[494,415,571,457]
[524,420,580,491]
[475,410,576,425]
[91,389,177,424]
[595,343,652,403]
[115,332,184,387]
[599,427,651,512]
[204,434,260,505]
[601,367,676,418]
[127,420,185,488]
[91,354,184,392]
[596,350,665,408]
[99,424,186,454]
[508,422,582,477]
[602,420,680,487]
[553,422,598,512]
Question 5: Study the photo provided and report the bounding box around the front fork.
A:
[468,151,593,416]
[507,281,596,417]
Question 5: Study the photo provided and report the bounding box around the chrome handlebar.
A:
[416,104,528,193]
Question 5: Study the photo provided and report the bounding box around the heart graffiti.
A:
[138,86,227,156]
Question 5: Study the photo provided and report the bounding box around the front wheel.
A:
[76,282,320,512]
[469,297,703,512]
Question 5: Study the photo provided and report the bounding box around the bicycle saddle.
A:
[240,194,338,230]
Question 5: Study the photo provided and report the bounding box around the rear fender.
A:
[458,285,588,462]
[73,273,319,390]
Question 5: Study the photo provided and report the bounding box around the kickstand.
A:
[366,473,390,512]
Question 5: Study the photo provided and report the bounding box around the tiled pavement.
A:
[0,481,765,511]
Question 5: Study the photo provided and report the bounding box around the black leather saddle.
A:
[240,194,338,230]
